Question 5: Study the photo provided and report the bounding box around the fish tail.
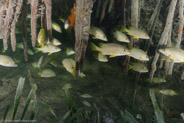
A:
[41,43,44,48]
[90,42,99,51]
[128,64,132,70]
[71,69,75,77]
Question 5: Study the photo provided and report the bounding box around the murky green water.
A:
[0,0,184,123]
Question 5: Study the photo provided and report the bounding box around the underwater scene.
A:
[0,0,184,123]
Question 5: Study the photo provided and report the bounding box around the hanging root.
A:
[40,2,46,30]
[163,22,172,74]
[144,0,163,52]
[124,0,139,76]
[95,0,101,21]
[74,0,95,77]
[44,0,52,41]
[10,0,23,52]
[107,0,114,13]
[99,0,109,23]
[131,0,139,28]
[22,0,28,61]
[0,0,54,61]
[168,0,184,75]
[149,0,177,80]
[147,0,163,31]
[0,4,6,32]
[3,0,16,50]
[74,0,83,77]
[31,0,39,47]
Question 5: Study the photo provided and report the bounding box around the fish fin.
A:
[110,55,116,58]
[128,64,132,70]
[34,48,40,53]
[126,33,131,35]
[41,43,45,48]
[133,36,139,39]
[99,43,104,47]
[90,42,99,51]
[71,69,75,77]
[92,37,98,39]
[37,41,41,46]
[99,52,105,55]
[27,49,34,55]
[79,71,85,78]
[120,26,128,32]
[169,55,176,60]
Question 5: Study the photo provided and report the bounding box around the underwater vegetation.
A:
[0,0,184,122]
